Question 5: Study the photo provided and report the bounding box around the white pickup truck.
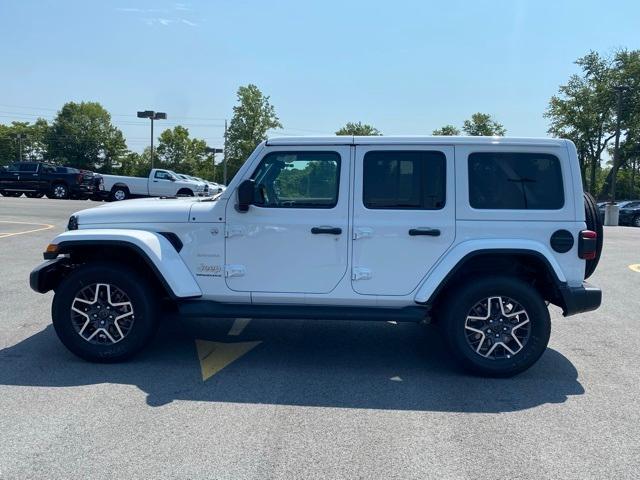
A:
[102,168,208,201]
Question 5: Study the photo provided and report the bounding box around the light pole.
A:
[137,110,167,170]
[13,133,26,161]
[605,86,629,226]
[205,147,223,181]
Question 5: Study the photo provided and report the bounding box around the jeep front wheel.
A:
[440,276,551,377]
[52,262,158,362]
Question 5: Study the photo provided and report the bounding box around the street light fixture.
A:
[205,147,224,181]
[137,110,167,169]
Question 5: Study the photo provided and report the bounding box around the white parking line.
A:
[228,318,251,336]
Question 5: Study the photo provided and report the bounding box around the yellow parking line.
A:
[0,221,54,239]
[629,264,640,273]
[195,339,261,381]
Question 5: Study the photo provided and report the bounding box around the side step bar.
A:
[177,301,430,323]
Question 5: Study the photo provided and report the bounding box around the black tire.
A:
[441,276,551,377]
[583,192,603,279]
[52,262,158,362]
[177,188,194,197]
[49,183,69,199]
[1,191,22,197]
[25,192,45,198]
[109,186,129,201]
[633,215,640,228]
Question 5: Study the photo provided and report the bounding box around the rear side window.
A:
[468,152,564,210]
[19,163,38,173]
[363,150,446,209]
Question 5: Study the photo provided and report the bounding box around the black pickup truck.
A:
[0,162,104,199]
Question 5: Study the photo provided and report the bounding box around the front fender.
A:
[47,229,202,299]
[413,239,567,304]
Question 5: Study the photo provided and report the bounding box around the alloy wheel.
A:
[464,296,531,360]
[70,283,135,344]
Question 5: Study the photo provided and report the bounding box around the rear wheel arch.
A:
[429,249,564,317]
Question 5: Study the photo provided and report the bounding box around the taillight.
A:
[77,173,83,183]
[578,230,597,260]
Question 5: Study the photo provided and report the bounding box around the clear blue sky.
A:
[1,0,638,152]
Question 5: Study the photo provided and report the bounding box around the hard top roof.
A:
[266,135,567,147]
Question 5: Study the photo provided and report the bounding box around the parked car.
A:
[175,174,212,195]
[101,168,208,201]
[30,136,602,377]
[618,201,640,227]
[0,162,103,199]
[597,200,640,223]
[178,175,226,195]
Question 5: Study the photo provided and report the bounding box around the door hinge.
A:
[352,267,372,281]
[224,264,246,278]
[353,227,373,240]
[225,225,246,238]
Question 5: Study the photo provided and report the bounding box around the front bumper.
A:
[29,258,70,293]
[558,282,601,316]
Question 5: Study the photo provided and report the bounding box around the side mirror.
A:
[236,179,255,212]
[169,177,176,182]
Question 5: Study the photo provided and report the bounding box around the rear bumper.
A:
[29,258,70,293]
[558,282,601,316]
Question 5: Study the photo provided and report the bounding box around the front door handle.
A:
[311,226,342,235]
[409,228,441,237]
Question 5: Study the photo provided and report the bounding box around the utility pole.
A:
[604,85,629,226]
[223,119,228,185]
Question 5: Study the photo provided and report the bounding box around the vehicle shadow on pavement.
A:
[0,316,584,412]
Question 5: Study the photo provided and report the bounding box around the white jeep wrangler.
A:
[30,136,603,377]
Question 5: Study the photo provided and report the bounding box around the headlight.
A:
[67,215,78,230]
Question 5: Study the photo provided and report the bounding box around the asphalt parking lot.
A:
[1,197,639,480]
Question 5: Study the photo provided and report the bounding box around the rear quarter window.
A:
[468,152,564,210]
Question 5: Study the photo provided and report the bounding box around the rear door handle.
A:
[311,226,342,235]
[409,228,441,237]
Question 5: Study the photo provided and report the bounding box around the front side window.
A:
[468,152,564,210]
[363,150,446,209]
[251,151,340,208]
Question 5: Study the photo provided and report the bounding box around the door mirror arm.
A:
[236,179,255,212]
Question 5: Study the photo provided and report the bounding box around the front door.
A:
[151,170,179,196]
[225,146,350,294]
[351,145,456,296]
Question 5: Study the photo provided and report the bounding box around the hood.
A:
[75,197,199,226]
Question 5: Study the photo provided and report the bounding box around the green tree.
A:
[432,125,460,136]
[335,122,382,136]
[462,113,506,136]
[0,119,50,165]
[118,150,152,178]
[226,84,282,180]
[156,125,214,178]
[47,101,127,172]
[545,51,618,194]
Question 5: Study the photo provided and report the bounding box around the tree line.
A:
[1,48,638,197]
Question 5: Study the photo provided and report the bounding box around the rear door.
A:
[19,163,40,191]
[351,145,456,295]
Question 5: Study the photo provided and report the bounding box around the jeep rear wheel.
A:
[633,215,640,228]
[52,262,158,362]
[441,276,551,377]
